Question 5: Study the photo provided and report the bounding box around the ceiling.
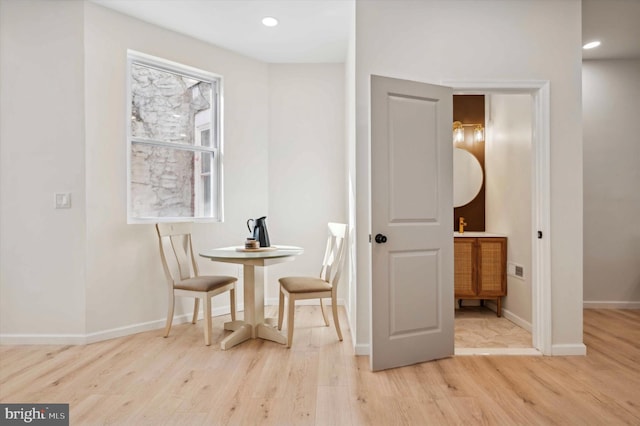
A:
[582,0,640,60]
[92,0,639,63]
[90,0,353,63]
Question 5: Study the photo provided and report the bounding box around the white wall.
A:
[486,94,533,326]
[1,1,351,343]
[83,3,270,335]
[266,63,346,303]
[583,59,640,306]
[0,0,271,342]
[355,0,584,352]
[0,0,87,340]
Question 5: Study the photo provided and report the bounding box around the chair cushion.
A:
[279,276,332,293]
[175,275,237,292]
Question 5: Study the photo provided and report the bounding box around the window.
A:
[127,51,223,223]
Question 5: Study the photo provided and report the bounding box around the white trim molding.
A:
[354,343,370,356]
[484,301,532,333]
[0,333,87,346]
[0,305,239,346]
[442,80,552,356]
[551,344,587,356]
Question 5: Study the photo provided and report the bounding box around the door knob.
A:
[374,234,387,244]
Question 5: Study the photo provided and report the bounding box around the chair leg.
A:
[192,298,200,324]
[287,295,295,348]
[319,298,329,326]
[278,289,285,330]
[203,295,212,346]
[164,291,175,338]
[331,297,343,342]
[230,288,236,321]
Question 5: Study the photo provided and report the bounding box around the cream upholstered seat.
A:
[277,222,347,348]
[156,223,237,346]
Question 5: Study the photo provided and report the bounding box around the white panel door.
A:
[371,75,454,371]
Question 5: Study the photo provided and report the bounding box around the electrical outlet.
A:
[54,192,71,209]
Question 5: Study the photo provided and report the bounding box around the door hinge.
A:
[538,231,543,239]
[369,234,372,243]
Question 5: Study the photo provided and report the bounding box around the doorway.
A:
[453,93,535,353]
[445,80,552,356]
[369,78,552,370]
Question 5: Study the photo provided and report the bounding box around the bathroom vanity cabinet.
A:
[454,236,507,317]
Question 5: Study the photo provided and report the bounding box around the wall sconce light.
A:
[474,124,484,142]
[452,121,464,143]
[452,121,485,143]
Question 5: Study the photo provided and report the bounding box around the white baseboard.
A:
[0,305,239,346]
[484,301,532,332]
[551,343,587,356]
[0,333,88,345]
[84,312,204,345]
[354,343,370,356]
[501,309,532,333]
[0,298,350,346]
[583,301,640,309]
[0,301,352,346]
[484,302,586,356]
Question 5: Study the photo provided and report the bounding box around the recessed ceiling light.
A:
[262,16,278,27]
[583,41,601,50]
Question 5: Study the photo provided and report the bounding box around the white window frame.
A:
[126,50,224,223]
[194,123,212,217]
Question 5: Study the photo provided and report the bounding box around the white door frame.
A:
[442,80,552,356]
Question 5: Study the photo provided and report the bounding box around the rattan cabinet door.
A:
[477,238,507,297]
[454,239,477,297]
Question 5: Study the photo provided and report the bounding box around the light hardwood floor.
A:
[1,308,639,425]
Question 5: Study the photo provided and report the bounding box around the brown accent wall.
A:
[453,95,485,231]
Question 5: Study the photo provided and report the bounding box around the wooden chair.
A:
[277,222,347,348]
[155,223,237,346]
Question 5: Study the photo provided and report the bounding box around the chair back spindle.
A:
[156,223,198,284]
[319,223,347,288]
[169,234,194,281]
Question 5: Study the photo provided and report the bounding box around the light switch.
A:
[55,192,71,209]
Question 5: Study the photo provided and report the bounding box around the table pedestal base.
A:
[221,318,286,350]
[257,319,287,345]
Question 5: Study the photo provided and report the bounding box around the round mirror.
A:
[453,148,483,207]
